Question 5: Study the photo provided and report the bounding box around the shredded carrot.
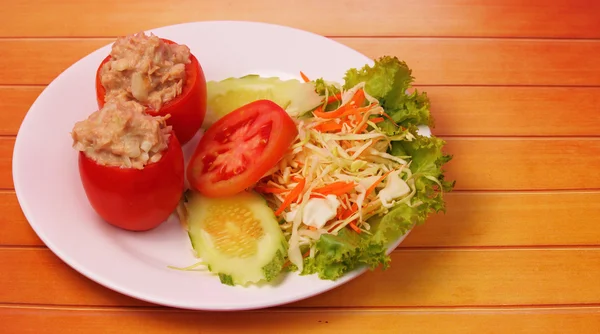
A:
[336,207,346,220]
[349,89,365,107]
[282,249,311,269]
[313,89,366,119]
[339,107,365,119]
[314,121,344,133]
[300,71,310,83]
[313,181,356,196]
[291,176,303,182]
[275,178,305,216]
[254,186,288,194]
[370,117,385,123]
[308,226,317,231]
[312,105,348,119]
[325,93,342,104]
[380,112,399,127]
[357,123,369,133]
[348,222,361,234]
[365,170,393,198]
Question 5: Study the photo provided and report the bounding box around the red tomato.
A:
[187,100,298,197]
[78,132,185,231]
[95,39,207,145]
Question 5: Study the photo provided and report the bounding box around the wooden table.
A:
[2,1,600,333]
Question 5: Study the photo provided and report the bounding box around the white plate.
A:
[13,21,418,311]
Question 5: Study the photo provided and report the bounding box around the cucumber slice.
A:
[180,190,287,286]
[204,75,323,128]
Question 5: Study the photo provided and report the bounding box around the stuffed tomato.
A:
[72,101,185,231]
[95,33,206,145]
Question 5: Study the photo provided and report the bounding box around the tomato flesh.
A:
[78,132,185,231]
[202,115,272,182]
[95,38,207,145]
[187,100,298,197]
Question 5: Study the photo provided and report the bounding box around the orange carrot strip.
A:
[339,107,365,119]
[336,207,346,220]
[314,121,344,133]
[310,193,327,199]
[313,90,365,119]
[381,112,399,127]
[254,186,288,194]
[326,93,342,104]
[313,105,349,119]
[313,181,356,196]
[357,123,369,133]
[365,171,392,198]
[370,117,385,123]
[291,176,303,182]
[308,226,317,231]
[275,178,305,216]
[300,71,310,83]
[350,89,365,107]
[348,222,361,234]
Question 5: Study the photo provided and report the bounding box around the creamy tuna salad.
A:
[99,32,191,110]
[72,101,171,169]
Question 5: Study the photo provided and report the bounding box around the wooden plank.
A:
[1,306,600,334]
[0,39,111,86]
[4,191,600,248]
[3,0,599,38]
[1,38,599,86]
[423,86,600,137]
[442,138,600,191]
[338,38,600,86]
[0,192,41,246]
[402,191,600,248]
[0,86,44,136]
[2,248,600,307]
[0,138,14,189]
[4,138,600,191]
[4,85,600,137]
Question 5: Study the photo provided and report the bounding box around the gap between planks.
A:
[2,303,600,313]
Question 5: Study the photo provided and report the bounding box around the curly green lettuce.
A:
[297,57,454,281]
[299,129,454,280]
[344,56,432,129]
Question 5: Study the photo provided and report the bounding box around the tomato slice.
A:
[95,38,207,145]
[187,100,298,197]
[78,132,185,231]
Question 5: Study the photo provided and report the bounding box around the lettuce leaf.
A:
[294,57,453,282]
[343,56,432,128]
[391,131,454,214]
[300,129,453,281]
[314,78,341,97]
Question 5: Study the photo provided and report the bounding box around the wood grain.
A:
[0,139,13,189]
[4,191,600,248]
[424,86,600,137]
[3,0,599,38]
[403,191,600,247]
[0,86,44,136]
[1,38,599,86]
[2,248,600,307]
[442,138,600,190]
[4,138,600,191]
[5,86,600,137]
[0,192,40,246]
[1,306,600,334]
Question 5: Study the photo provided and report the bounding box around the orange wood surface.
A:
[1,0,599,332]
